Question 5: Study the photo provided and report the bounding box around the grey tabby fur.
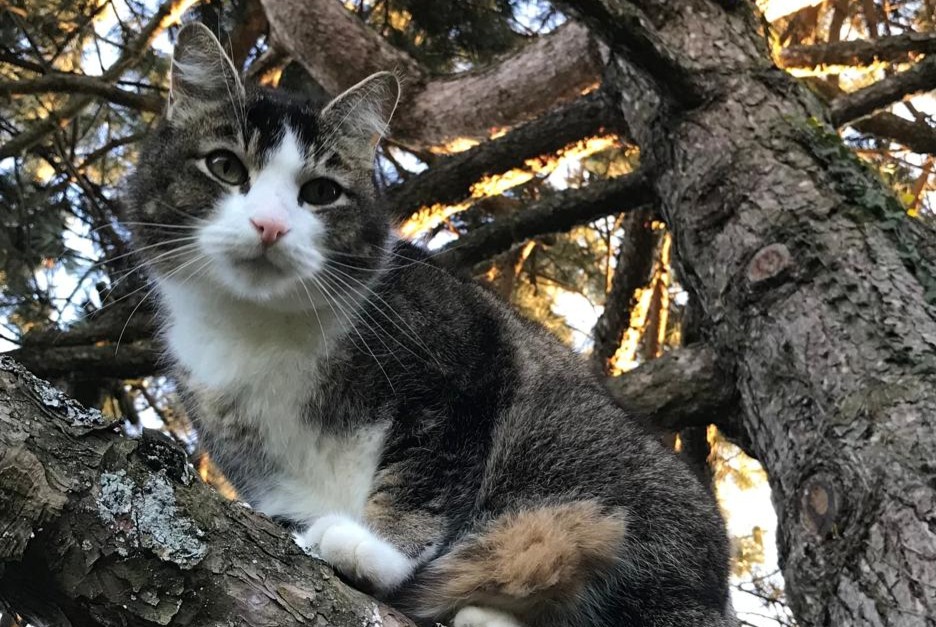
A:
[124,22,735,627]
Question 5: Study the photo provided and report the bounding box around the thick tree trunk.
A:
[562,1,936,624]
[0,357,415,626]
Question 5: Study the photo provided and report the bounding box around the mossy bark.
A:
[0,357,415,627]
[561,0,936,624]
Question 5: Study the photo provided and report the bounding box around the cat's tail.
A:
[400,499,628,625]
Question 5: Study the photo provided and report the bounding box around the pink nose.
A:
[250,217,290,245]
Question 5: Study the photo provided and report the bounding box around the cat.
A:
[125,22,735,627]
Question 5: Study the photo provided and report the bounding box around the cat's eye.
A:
[205,150,248,186]
[300,178,343,206]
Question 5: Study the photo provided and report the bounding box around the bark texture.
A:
[603,343,738,434]
[260,0,604,149]
[0,357,415,626]
[561,1,936,625]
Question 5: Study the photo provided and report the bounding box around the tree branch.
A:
[0,357,415,626]
[260,0,604,149]
[779,32,936,68]
[0,95,94,160]
[388,90,622,221]
[849,111,936,153]
[9,340,159,380]
[590,208,656,374]
[830,54,936,125]
[228,0,269,68]
[604,343,739,430]
[0,74,162,112]
[259,0,423,96]
[804,74,936,152]
[435,171,655,269]
[554,0,701,108]
[0,0,184,159]
[398,22,605,150]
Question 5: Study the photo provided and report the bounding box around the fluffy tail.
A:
[402,500,627,625]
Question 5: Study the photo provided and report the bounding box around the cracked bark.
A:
[0,356,415,627]
[560,0,936,624]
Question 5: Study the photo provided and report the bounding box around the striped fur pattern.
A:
[125,23,735,627]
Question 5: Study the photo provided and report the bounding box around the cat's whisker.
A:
[313,77,387,163]
[310,273,396,393]
[316,272,391,355]
[174,256,213,291]
[152,199,210,224]
[296,275,330,367]
[115,253,206,356]
[85,277,157,319]
[84,248,198,321]
[90,237,200,270]
[378,241,470,266]
[324,243,458,273]
[114,221,203,231]
[324,262,429,343]
[101,244,199,297]
[321,265,438,367]
[315,255,386,274]
[317,271,409,371]
[213,27,249,149]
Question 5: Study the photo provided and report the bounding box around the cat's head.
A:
[125,23,399,309]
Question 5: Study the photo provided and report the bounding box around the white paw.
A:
[294,514,412,593]
[452,606,524,627]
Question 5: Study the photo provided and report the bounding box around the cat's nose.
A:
[250,217,290,245]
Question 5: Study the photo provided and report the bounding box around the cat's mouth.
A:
[230,252,286,274]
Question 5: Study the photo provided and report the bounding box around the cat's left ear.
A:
[168,22,244,118]
[320,72,400,152]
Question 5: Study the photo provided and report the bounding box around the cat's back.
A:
[376,243,731,624]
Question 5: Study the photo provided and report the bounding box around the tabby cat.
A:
[125,22,735,627]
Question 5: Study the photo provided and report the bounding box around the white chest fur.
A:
[161,281,385,524]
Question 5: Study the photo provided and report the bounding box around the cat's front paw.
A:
[294,514,413,594]
[452,606,524,627]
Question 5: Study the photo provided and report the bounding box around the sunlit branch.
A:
[830,54,936,125]
[435,170,655,270]
[591,208,656,375]
[388,90,623,221]
[604,342,739,433]
[779,32,936,69]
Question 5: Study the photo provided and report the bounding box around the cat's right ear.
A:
[168,23,244,118]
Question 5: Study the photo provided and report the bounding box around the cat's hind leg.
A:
[406,500,626,626]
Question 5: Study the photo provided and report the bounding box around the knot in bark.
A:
[746,243,793,285]
[801,473,839,538]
